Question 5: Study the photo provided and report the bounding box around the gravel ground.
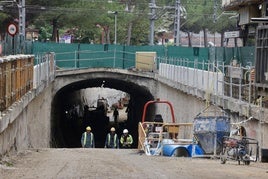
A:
[0,148,268,179]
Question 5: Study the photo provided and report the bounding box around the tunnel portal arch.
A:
[51,69,157,148]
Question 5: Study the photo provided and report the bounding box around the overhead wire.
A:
[21,4,216,16]
[1,0,219,16]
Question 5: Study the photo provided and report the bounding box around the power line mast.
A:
[149,0,156,46]
[18,0,25,53]
[174,0,181,46]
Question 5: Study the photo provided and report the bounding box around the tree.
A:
[0,12,12,40]
[212,13,238,47]
[0,0,239,46]
[178,0,238,47]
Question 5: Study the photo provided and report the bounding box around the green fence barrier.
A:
[208,47,255,66]
[31,42,255,69]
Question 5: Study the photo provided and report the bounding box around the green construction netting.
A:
[208,46,255,66]
[32,42,255,69]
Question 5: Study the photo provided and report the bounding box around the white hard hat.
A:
[110,127,115,132]
[86,126,91,131]
[123,129,128,133]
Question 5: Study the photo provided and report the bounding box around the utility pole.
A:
[213,0,217,46]
[18,0,25,53]
[108,11,118,44]
[114,11,117,44]
[149,0,156,46]
[174,0,181,46]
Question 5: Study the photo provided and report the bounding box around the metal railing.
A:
[158,57,255,106]
[138,121,193,152]
[34,52,55,89]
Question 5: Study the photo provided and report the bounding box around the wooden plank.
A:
[5,61,12,108]
[167,126,179,133]
[29,57,34,90]
[26,57,29,91]
[0,62,5,111]
[20,58,26,96]
[16,59,21,100]
[11,60,16,103]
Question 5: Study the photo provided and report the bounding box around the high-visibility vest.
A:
[107,133,117,147]
[83,132,93,147]
[120,134,133,145]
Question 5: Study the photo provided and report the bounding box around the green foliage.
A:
[27,0,151,44]
[0,12,9,24]
[0,12,13,36]
[180,0,237,46]
[181,0,214,32]
[1,0,237,46]
[39,25,52,41]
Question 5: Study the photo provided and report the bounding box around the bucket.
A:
[193,116,230,155]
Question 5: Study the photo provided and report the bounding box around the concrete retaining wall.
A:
[155,81,206,123]
[0,85,52,156]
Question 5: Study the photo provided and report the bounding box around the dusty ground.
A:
[0,148,267,179]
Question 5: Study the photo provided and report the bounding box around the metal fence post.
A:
[113,47,116,68]
[216,61,218,96]
[249,69,252,104]
[187,58,189,86]
[207,61,209,93]
[230,66,232,98]
[239,70,242,102]
[77,43,80,68]
[74,51,77,69]
[202,60,205,90]
[222,62,225,96]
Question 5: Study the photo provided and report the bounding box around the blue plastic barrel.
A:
[162,144,204,157]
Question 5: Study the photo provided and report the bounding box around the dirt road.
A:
[0,148,267,179]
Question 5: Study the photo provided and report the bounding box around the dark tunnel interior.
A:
[51,77,155,148]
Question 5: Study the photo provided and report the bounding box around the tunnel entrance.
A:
[51,78,154,148]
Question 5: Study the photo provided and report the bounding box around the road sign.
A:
[7,23,18,36]
[224,31,240,38]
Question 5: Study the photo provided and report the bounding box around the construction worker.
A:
[81,126,95,148]
[105,127,119,148]
[113,107,119,128]
[120,129,133,148]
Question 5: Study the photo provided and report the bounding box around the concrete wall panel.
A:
[0,85,52,156]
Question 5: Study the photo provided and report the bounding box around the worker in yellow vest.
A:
[105,127,119,148]
[81,126,95,148]
[120,129,133,148]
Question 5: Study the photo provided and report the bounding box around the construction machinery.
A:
[220,128,259,165]
[138,99,204,157]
